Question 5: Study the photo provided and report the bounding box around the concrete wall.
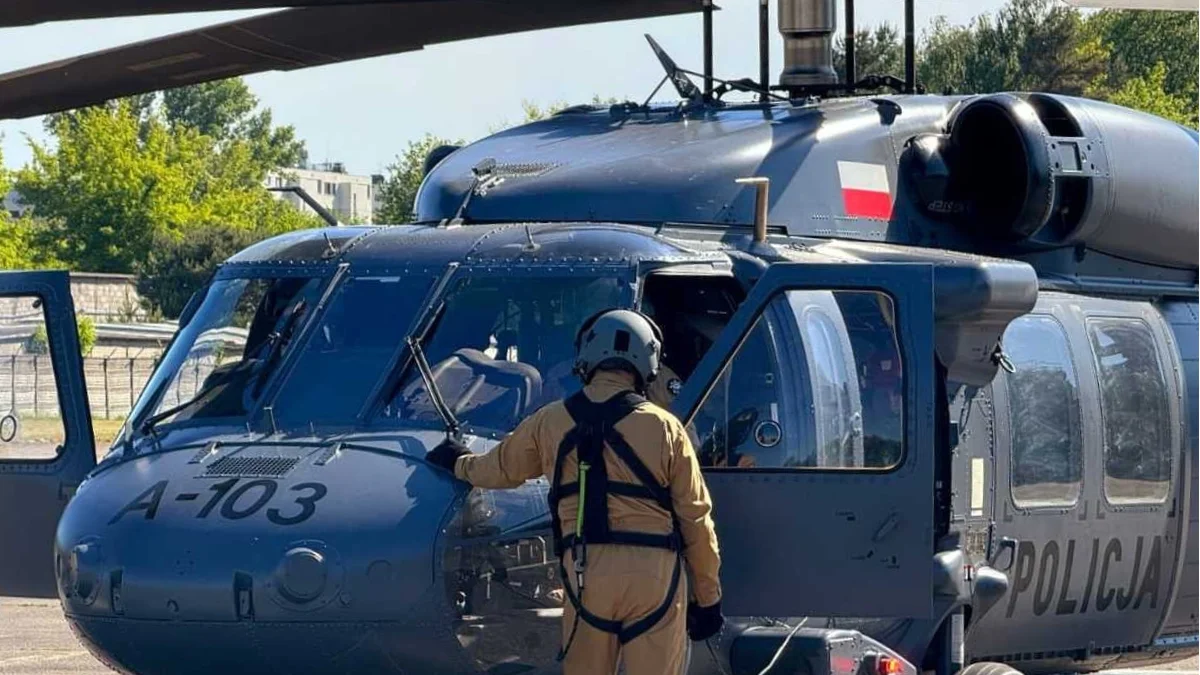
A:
[69,272,148,322]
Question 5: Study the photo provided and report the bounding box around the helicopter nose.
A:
[54,436,478,674]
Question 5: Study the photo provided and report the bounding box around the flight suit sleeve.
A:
[454,411,545,489]
[665,416,723,607]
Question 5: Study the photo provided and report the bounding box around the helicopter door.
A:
[0,271,96,597]
[672,262,936,618]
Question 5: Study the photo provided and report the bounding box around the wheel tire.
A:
[961,661,1022,675]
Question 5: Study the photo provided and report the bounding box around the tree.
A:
[834,24,905,83]
[135,224,266,319]
[920,0,1107,96]
[1105,62,1195,126]
[374,133,463,224]
[16,101,321,274]
[916,0,1196,125]
[1086,10,1198,126]
[0,147,59,271]
[47,79,308,175]
[162,80,308,169]
[918,17,974,95]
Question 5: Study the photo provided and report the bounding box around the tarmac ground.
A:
[0,596,1195,674]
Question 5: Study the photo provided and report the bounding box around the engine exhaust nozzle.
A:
[778,0,838,88]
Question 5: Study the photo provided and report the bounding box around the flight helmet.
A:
[574,309,663,387]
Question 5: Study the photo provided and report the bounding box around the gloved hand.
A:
[686,600,724,641]
[426,437,470,475]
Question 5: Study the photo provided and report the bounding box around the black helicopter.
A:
[0,1,1195,674]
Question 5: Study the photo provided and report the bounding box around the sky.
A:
[0,0,1008,177]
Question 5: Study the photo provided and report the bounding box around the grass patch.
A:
[17,417,126,445]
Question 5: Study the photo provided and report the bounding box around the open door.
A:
[671,262,937,618]
[0,271,95,597]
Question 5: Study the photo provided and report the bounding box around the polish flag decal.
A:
[837,161,893,220]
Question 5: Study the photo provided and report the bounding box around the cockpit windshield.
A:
[125,275,326,438]
[381,275,625,435]
[269,274,436,429]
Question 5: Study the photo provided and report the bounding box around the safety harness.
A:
[548,390,684,659]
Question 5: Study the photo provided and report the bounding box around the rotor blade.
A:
[0,0,704,120]
[1062,0,1197,9]
[0,1,405,28]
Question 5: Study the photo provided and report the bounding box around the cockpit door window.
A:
[671,262,935,618]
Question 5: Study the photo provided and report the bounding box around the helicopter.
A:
[0,1,1195,674]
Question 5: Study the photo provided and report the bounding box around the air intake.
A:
[778,0,838,88]
[204,456,300,478]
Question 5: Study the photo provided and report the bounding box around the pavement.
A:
[0,598,102,674]
[0,596,1195,674]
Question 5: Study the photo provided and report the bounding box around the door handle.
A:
[988,537,1017,571]
[872,512,900,542]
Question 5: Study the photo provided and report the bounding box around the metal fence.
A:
[0,355,160,420]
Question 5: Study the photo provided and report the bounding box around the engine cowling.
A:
[908,93,1198,269]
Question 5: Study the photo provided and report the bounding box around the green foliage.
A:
[1105,62,1195,127]
[28,316,94,356]
[0,218,61,270]
[1088,10,1198,103]
[15,100,321,274]
[161,81,307,169]
[920,0,1106,96]
[834,24,905,84]
[134,223,270,320]
[375,133,464,224]
[28,325,48,354]
[77,316,96,356]
[1086,10,1198,126]
[913,0,1197,125]
[50,79,308,171]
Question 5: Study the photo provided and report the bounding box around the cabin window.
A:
[1088,318,1172,504]
[690,290,903,470]
[1003,315,1083,508]
[639,274,742,407]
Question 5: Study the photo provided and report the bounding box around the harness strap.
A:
[554,481,661,501]
[558,549,684,645]
[548,388,685,653]
[602,429,673,512]
[559,530,681,552]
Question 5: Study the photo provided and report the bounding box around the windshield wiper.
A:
[135,299,309,440]
[406,334,462,440]
[248,299,308,399]
[368,263,459,421]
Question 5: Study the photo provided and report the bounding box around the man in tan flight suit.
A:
[427,309,723,675]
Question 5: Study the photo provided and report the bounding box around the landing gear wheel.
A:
[960,662,1022,675]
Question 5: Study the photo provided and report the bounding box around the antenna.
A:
[758,0,770,102]
[904,0,915,93]
[267,186,340,227]
[844,0,856,88]
[702,0,714,98]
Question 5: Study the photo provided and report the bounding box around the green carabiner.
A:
[575,461,590,538]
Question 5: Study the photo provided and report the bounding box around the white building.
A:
[3,188,28,218]
[266,163,376,224]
